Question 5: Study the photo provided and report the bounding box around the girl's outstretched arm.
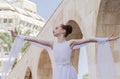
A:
[9,29,53,48]
[70,34,120,47]
[24,36,53,48]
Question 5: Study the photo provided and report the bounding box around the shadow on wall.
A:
[24,67,32,79]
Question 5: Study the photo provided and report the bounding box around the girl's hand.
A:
[8,28,18,37]
[108,34,120,41]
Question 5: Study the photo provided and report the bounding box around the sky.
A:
[30,0,62,20]
[29,0,89,79]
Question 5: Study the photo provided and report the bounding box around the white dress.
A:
[52,41,77,79]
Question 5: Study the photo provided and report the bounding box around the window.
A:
[35,26,38,29]
[8,19,13,23]
[3,19,7,23]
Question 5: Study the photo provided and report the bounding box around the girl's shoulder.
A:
[68,39,75,43]
[67,39,75,45]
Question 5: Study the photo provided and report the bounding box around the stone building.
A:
[6,0,120,79]
[0,0,45,77]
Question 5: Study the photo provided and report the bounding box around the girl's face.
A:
[53,26,65,37]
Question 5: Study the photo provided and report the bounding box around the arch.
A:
[37,50,52,79]
[24,67,33,79]
[96,0,120,63]
[66,20,83,73]
[66,20,83,40]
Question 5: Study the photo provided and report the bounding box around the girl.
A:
[8,24,120,79]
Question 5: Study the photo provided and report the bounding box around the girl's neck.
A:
[57,35,66,43]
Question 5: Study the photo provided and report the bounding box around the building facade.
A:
[0,0,45,77]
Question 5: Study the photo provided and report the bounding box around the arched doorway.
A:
[24,67,32,79]
[66,20,83,72]
[37,50,52,79]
